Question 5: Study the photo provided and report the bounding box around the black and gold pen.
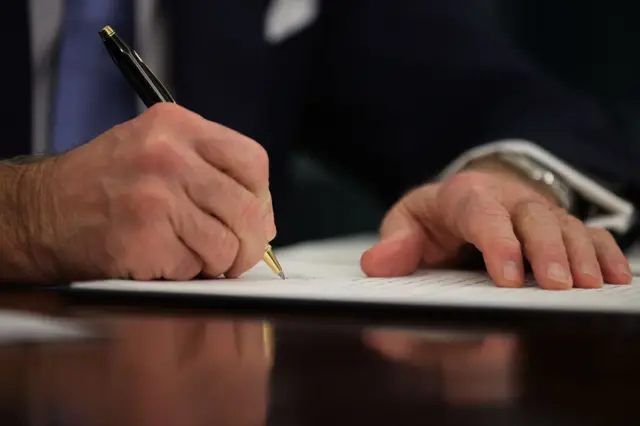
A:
[99,25,285,280]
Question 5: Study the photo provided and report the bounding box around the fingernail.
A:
[546,262,572,285]
[618,263,632,279]
[579,263,601,279]
[502,261,520,282]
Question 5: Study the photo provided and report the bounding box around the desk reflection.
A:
[2,296,639,426]
[363,330,520,405]
[27,317,272,426]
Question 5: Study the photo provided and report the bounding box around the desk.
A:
[0,289,638,426]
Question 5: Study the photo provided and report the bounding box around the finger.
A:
[360,200,427,277]
[194,123,270,197]
[590,228,632,284]
[558,213,603,288]
[362,185,461,277]
[165,243,203,281]
[262,190,277,242]
[181,154,268,277]
[512,201,572,290]
[125,222,203,281]
[173,196,242,278]
[449,192,525,288]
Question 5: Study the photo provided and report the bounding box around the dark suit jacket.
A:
[3,1,640,230]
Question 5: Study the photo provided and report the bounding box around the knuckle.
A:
[437,174,490,221]
[143,102,183,124]
[560,214,583,230]
[443,171,482,193]
[514,199,545,216]
[514,199,554,227]
[550,205,569,217]
[135,137,185,176]
[454,187,484,212]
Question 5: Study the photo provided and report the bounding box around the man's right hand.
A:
[28,103,276,282]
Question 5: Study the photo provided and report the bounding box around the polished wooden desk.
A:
[0,289,638,426]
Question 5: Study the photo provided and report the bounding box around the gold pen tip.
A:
[278,271,286,280]
[99,25,115,40]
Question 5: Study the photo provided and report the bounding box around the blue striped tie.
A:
[50,0,137,153]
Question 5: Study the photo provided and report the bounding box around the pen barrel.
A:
[262,245,283,276]
[101,33,175,106]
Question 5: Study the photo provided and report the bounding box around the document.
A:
[72,235,640,314]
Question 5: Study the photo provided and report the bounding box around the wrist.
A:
[21,158,61,282]
[463,156,563,207]
[0,158,59,282]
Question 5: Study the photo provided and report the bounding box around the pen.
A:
[99,25,285,280]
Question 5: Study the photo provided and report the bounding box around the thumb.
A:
[361,203,426,277]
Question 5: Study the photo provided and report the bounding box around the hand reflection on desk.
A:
[33,317,272,426]
[362,330,520,405]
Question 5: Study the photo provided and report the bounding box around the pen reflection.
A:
[29,316,272,426]
[362,329,520,405]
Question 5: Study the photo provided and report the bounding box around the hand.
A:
[361,166,633,289]
[32,103,276,281]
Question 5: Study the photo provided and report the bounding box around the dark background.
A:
[283,0,640,246]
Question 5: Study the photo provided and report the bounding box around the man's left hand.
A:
[361,166,633,289]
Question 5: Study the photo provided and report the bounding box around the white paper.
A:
[72,234,640,314]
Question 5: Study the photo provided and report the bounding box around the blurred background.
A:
[279,0,640,245]
[23,0,640,247]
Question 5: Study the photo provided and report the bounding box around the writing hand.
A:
[30,103,276,281]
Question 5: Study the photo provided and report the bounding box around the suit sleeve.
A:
[314,0,640,203]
